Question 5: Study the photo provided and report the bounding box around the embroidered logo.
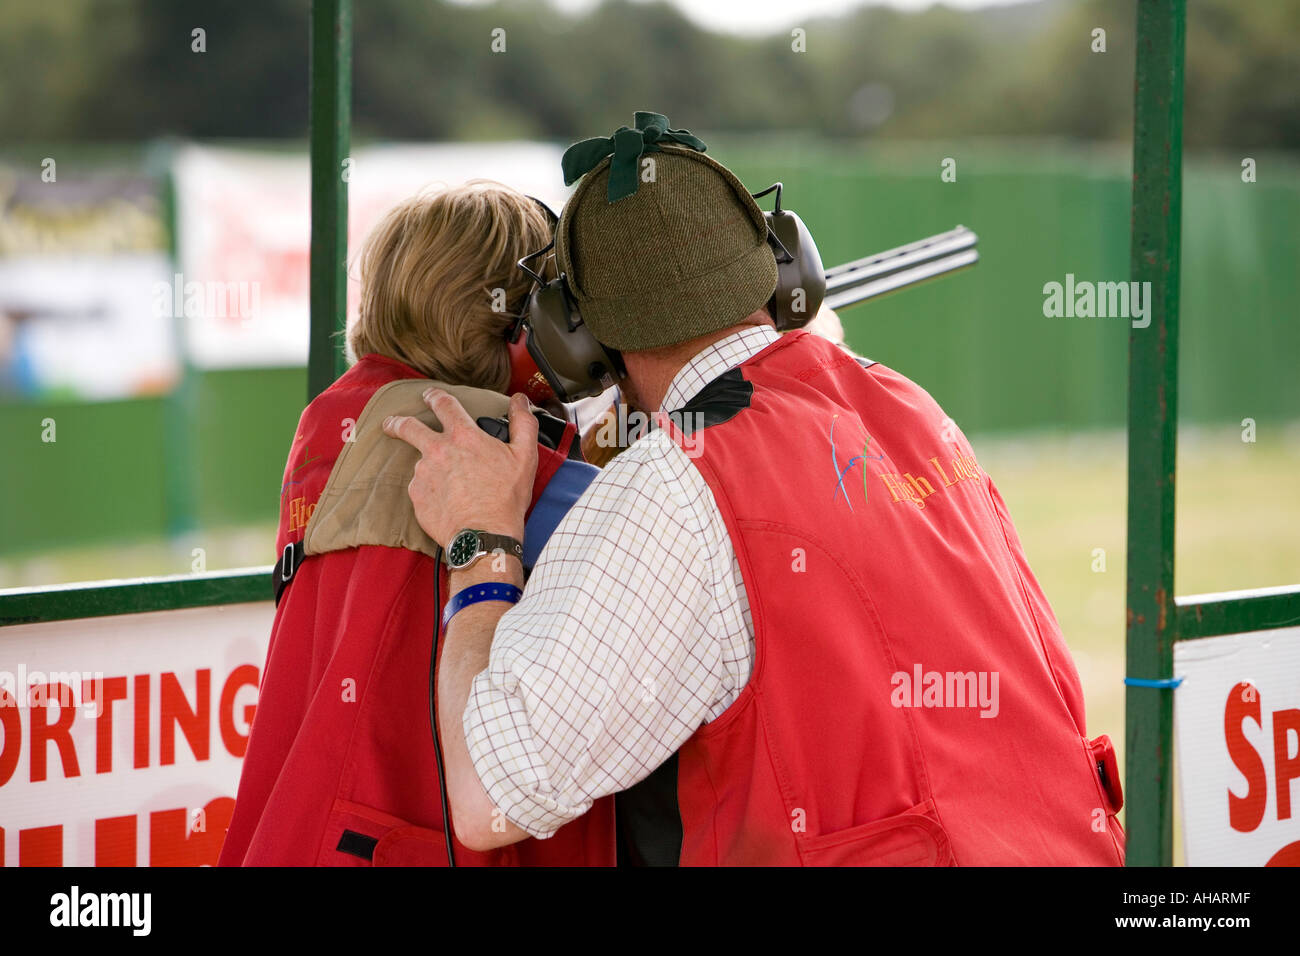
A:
[829,414,883,510]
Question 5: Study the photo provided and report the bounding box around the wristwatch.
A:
[445,529,524,571]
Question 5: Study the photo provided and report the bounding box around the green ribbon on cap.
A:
[561,111,707,203]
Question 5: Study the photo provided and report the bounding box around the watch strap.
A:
[475,533,524,564]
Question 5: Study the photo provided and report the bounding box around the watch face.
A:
[448,530,480,568]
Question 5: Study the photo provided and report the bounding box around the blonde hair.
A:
[348,180,554,391]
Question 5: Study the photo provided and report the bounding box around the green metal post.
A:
[154,142,199,539]
[1125,0,1185,867]
[308,0,352,402]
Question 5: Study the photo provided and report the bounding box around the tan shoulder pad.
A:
[303,378,512,559]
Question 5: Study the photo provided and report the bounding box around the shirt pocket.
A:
[799,798,953,866]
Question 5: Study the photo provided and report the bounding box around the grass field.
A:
[978,419,1300,791]
[975,419,1300,863]
[3,418,1298,862]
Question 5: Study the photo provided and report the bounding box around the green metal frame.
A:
[0,2,351,629]
[0,570,269,627]
[1123,0,1300,866]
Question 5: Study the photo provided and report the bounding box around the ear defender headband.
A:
[505,178,826,404]
[505,195,626,404]
[504,198,567,405]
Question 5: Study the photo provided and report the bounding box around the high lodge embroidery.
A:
[282,444,321,533]
[878,451,982,509]
[287,496,317,533]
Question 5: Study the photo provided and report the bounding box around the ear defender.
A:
[752,183,825,331]
[506,196,626,404]
[504,321,557,406]
[522,279,625,403]
[505,272,625,404]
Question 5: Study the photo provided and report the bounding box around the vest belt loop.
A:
[272,540,305,606]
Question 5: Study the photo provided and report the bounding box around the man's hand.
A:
[382,389,538,547]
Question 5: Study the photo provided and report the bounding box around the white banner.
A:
[1174,623,1300,866]
[0,602,272,867]
[172,142,569,369]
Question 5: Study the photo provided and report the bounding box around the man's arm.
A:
[437,559,532,851]
[459,430,749,842]
[383,388,538,851]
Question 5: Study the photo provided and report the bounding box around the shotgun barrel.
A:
[822,226,978,311]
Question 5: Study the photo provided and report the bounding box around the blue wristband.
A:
[441,582,522,630]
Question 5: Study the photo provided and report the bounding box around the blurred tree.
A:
[73,0,311,139]
[0,0,1295,150]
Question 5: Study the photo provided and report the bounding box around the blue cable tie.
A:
[1124,675,1185,689]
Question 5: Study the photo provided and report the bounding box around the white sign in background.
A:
[1174,623,1300,866]
[0,254,177,400]
[172,142,570,369]
[0,602,272,867]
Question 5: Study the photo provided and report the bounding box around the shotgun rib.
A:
[823,226,979,311]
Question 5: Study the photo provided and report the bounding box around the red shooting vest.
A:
[218,354,615,867]
[627,330,1124,866]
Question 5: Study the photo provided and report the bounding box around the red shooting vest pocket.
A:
[799,799,953,867]
[1086,734,1127,863]
[1088,734,1123,814]
[319,798,462,867]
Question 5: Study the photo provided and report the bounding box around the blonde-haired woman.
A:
[219,182,615,867]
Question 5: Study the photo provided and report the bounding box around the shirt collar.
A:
[660,325,781,412]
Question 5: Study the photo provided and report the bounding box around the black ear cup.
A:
[524,279,625,403]
[514,197,625,403]
[765,208,825,331]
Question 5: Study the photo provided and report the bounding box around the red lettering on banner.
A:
[1225,682,1300,837]
[219,664,259,757]
[29,683,79,782]
[19,824,62,866]
[133,673,150,769]
[160,669,210,764]
[87,676,128,774]
[1227,681,1268,832]
[0,688,20,787]
[0,665,263,788]
[95,815,137,866]
[1274,708,1300,821]
[0,661,262,866]
[5,800,235,866]
[149,797,235,867]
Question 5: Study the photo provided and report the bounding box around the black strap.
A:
[272,540,305,606]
